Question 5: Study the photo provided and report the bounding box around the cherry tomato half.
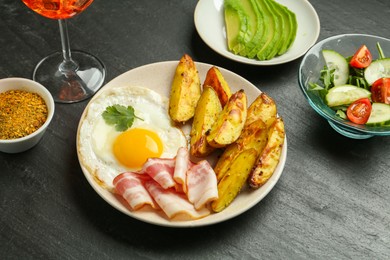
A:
[371,77,390,104]
[346,98,372,124]
[349,45,372,68]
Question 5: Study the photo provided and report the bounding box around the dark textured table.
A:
[1,0,390,259]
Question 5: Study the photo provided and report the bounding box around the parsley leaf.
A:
[102,104,143,132]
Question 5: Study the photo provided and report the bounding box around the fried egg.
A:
[78,86,187,191]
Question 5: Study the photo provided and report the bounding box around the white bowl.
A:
[194,0,320,65]
[0,78,55,153]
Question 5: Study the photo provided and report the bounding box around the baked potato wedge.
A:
[245,92,277,128]
[214,118,268,181]
[206,89,247,148]
[169,54,201,123]
[203,66,232,107]
[190,86,222,157]
[211,148,258,212]
[249,117,285,189]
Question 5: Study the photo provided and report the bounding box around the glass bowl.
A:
[298,34,390,139]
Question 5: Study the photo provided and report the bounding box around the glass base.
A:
[33,50,106,103]
[328,121,373,139]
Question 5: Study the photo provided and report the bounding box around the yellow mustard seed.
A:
[0,90,48,139]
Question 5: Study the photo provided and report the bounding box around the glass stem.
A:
[58,19,78,73]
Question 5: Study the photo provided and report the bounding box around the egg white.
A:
[78,86,187,191]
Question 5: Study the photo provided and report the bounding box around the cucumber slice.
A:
[366,103,390,126]
[325,84,371,107]
[322,50,349,86]
[364,58,390,85]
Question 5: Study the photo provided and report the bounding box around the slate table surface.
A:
[1,0,390,259]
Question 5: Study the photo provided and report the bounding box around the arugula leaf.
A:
[347,67,370,89]
[319,66,335,90]
[377,42,385,59]
[308,82,328,100]
[348,75,370,89]
[335,109,346,119]
[308,82,324,91]
[102,104,143,132]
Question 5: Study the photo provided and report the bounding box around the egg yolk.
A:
[113,128,163,169]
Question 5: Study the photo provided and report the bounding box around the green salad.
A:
[309,43,390,126]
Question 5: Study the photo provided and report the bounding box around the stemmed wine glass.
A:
[22,0,106,103]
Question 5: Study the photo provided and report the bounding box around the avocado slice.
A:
[224,0,298,60]
[275,4,292,56]
[263,0,285,60]
[224,0,251,55]
[247,0,275,60]
[236,0,265,57]
[254,0,297,59]
[284,7,297,53]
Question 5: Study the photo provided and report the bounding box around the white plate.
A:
[194,0,320,65]
[77,61,287,227]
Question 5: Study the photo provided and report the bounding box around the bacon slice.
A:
[145,180,210,219]
[113,147,219,220]
[187,160,219,210]
[141,158,176,189]
[113,172,156,210]
[173,147,190,193]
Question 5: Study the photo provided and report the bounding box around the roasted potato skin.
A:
[211,148,258,212]
[190,86,222,157]
[249,117,285,189]
[245,92,277,128]
[206,89,247,148]
[169,54,201,123]
[214,118,268,181]
[212,91,283,210]
[203,66,232,107]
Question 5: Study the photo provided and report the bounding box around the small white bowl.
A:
[0,78,55,153]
